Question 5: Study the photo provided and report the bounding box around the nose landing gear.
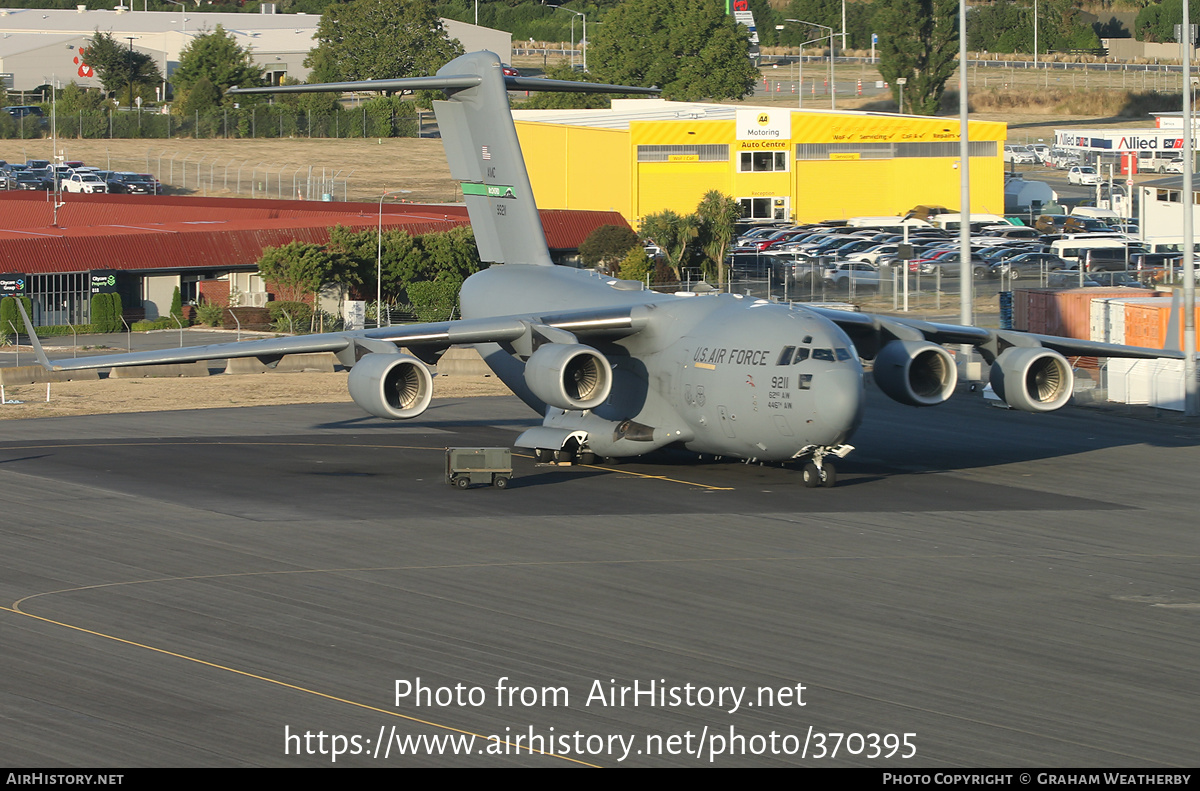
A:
[794,444,853,488]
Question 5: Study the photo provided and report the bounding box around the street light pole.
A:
[377,189,411,328]
[125,36,136,113]
[783,19,836,110]
[165,0,186,104]
[1182,5,1197,415]
[557,7,587,71]
[896,76,906,114]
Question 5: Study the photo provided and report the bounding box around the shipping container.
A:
[1014,287,1152,339]
[1122,298,1200,350]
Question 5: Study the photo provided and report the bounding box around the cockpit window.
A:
[812,348,835,362]
[835,348,852,361]
[793,348,810,363]
[777,346,795,365]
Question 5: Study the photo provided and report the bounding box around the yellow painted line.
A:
[0,602,598,767]
[510,452,733,491]
[694,362,716,370]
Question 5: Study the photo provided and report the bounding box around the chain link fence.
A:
[0,106,422,141]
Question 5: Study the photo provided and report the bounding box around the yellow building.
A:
[513,100,1007,226]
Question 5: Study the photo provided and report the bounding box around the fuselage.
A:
[460,265,865,462]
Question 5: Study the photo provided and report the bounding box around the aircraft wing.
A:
[20,302,648,373]
[807,306,1186,362]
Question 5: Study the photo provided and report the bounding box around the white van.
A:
[845,216,933,231]
[930,213,1008,233]
[1145,237,1200,255]
[1070,206,1122,224]
[1049,238,1142,267]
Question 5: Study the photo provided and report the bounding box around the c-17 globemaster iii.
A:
[20,51,1184,487]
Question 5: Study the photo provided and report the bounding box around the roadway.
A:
[1,389,1197,766]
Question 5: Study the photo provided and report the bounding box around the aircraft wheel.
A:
[493,475,509,489]
[801,463,822,488]
[820,462,838,488]
[534,448,553,463]
[455,476,471,490]
[554,449,574,463]
[578,452,597,465]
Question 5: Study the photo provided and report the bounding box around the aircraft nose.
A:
[814,365,864,444]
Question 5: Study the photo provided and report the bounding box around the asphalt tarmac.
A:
[1,389,1197,767]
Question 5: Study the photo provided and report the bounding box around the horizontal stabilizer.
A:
[228,75,656,99]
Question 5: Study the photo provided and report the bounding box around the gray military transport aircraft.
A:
[19,51,1185,487]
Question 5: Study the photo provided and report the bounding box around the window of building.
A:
[738,197,789,221]
[637,144,729,163]
[739,151,788,172]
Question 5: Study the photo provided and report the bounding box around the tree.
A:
[56,82,109,114]
[969,0,1100,53]
[591,0,759,101]
[170,25,265,106]
[305,0,464,85]
[578,224,639,271]
[640,210,699,281]
[256,241,334,303]
[695,191,741,288]
[83,31,163,104]
[617,245,653,284]
[512,65,616,111]
[1136,0,1200,43]
[874,0,958,116]
[176,76,221,115]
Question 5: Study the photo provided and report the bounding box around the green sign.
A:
[462,182,516,199]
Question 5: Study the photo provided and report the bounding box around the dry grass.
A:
[967,88,1181,117]
[0,371,513,420]
[0,137,458,204]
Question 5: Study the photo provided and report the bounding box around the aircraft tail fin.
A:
[13,298,54,370]
[230,52,657,267]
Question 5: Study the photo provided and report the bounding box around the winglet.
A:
[13,299,55,370]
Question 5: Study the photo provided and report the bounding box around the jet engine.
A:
[872,340,958,407]
[989,346,1074,413]
[347,353,434,419]
[523,343,612,410]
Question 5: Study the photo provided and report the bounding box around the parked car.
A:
[1003,145,1037,165]
[107,172,158,194]
[1048,270,1101,287]
[62,172,109,193]
[991,253,1067,280]
[1088,271,1150,288]
[7,171,51,191]
[4,105,44,121]
[1067,166,1101,185]
[824,262,884,291]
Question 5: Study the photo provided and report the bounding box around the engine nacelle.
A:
[989,346,1074,413]
[872,340,958,407]
[347,353,434,420]
[523,343,612,410]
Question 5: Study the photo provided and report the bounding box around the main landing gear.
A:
[534,448,597,466]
